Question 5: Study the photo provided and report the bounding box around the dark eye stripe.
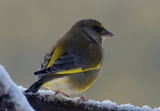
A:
[93,26,102,33]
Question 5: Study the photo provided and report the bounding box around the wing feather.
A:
[34,43,103,75]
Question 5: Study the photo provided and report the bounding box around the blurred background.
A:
[0,0,160,108]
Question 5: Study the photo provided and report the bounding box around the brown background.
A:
[0,0,160,108]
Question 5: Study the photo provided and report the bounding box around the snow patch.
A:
[0,65,34,111]
[22,86,160,111]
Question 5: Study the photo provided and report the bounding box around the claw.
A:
[55,90,69,97]
[77,93,88,103]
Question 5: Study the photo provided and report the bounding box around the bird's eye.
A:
[93,26,102,33]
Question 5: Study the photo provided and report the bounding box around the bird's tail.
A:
[24,82,43,93]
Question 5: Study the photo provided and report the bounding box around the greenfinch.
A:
[25,19,114,99]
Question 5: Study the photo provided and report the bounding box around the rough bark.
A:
[24,93,114,111]
[0,65,159,111]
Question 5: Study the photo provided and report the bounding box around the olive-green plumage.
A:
[25,19,114,95]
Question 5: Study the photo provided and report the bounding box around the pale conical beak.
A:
[101,29,114,39]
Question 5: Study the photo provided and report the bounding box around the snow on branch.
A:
[23,89,160,111]
[0,65,159,111]
[0,65,34,111]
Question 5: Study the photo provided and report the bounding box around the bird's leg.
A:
[79,93,87,101]
[55,90,69,97]
[77,93,88,103]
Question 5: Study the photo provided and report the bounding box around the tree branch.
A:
[0,65,159,111]
[0,65,34,111]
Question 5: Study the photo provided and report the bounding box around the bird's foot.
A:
[77,93,88,103]
[55,90,69,97]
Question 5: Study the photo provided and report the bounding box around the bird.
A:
[25,19,114,101]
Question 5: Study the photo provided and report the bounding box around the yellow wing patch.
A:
[46,46,101,75]
[56,63,101,74]
[47,47,65,68]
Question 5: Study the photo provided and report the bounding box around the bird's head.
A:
[70,19,114,44]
